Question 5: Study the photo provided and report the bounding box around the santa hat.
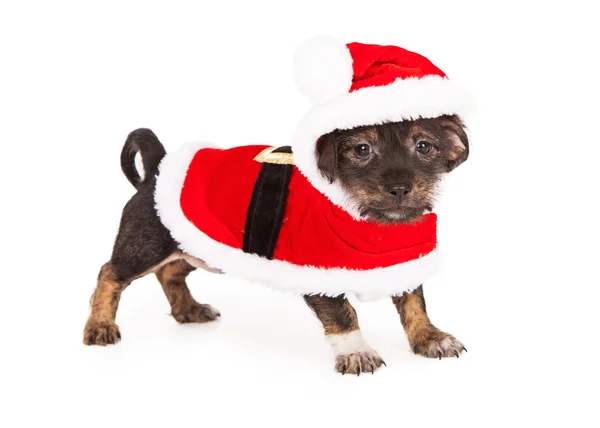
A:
[291,35,471,218]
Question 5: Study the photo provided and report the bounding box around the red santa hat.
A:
[291,35,471,218]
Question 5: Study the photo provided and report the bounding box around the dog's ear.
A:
[442,115,469,172]
[316,132,337,183]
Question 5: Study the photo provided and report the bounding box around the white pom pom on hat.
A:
[293,35,354,105]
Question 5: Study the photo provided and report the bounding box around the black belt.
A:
[242,146,294,259]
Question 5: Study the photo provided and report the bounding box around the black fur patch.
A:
[110,177,178,282]
[242,146,293,259]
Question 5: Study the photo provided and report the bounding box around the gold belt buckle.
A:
[253,146,295,165]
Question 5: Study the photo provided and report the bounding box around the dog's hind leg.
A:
[83,262,128,345]
[84,253,189,346]
[83,176,181,346]
[155,259,220,323]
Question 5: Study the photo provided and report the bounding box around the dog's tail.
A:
[120,128,167,189]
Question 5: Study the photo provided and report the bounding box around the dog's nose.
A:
[387,184,411,203]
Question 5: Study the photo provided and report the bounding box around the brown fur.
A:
[155,259,220,323]
[84,254,220,345]
[83,263,125,345]
[392,286,466,358]
[303,294,359,335]
[316,115,468,223]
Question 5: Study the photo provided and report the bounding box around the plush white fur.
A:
[154,143,441,301]
[327,331,372,355]
[291,75,471,215]
[293,35,354,105]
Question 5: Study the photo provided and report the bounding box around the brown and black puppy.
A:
[84,116,468,375]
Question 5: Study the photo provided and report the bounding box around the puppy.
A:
[84,36,472,375]
[84,114,468,375]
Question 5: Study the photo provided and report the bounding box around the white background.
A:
[1,1,598,427]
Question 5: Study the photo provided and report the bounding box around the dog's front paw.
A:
[335,350,386,375]
[411,328,466,359]
[172,303,221,324]
[83,319,121,346]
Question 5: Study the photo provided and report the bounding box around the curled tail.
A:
[120,128,167,189]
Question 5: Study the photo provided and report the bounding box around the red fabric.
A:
[181,145,263,249]
[180,146,437,270]
[346,42,447,92]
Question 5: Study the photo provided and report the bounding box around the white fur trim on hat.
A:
[293,35,354,105]
[292,74,471,218]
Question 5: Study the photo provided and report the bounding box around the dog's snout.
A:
[386,183,412,203]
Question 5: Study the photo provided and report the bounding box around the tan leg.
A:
[392,285,466,358]
[155,259,220,323]
[304,294,385,375]
[83,263,126,345]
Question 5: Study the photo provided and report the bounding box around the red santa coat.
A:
[154,143,440,301]
[152,37,473,301]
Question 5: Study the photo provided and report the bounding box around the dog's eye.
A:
[416,141,433,154]
[354,143,372,158]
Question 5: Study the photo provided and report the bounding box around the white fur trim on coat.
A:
[154,143,440,301]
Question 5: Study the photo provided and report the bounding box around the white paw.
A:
[328,331,386,375]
